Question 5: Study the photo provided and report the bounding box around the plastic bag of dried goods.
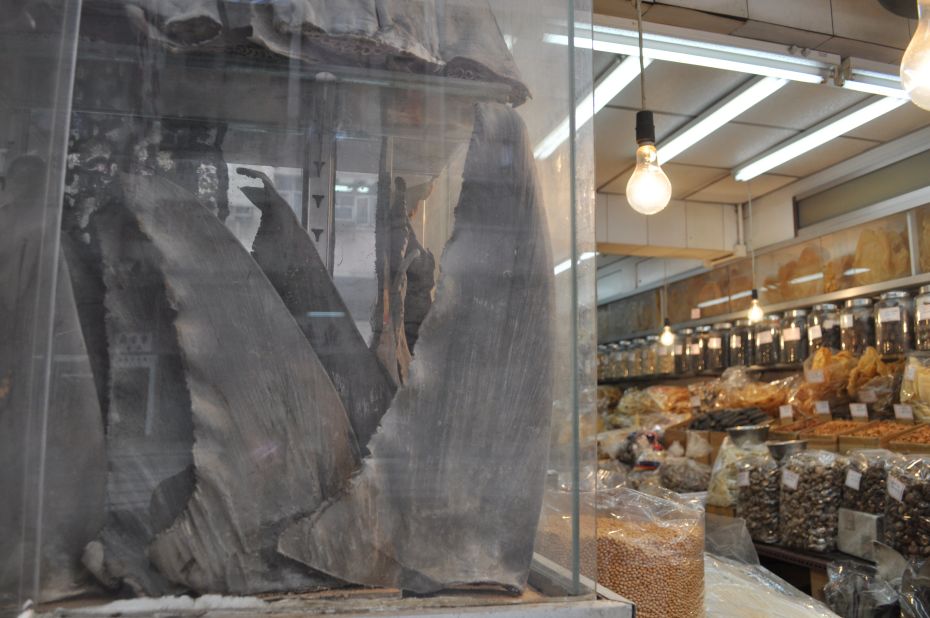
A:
[707,436,767,507]
[779,450,846,552]
[900,353,930,422]
[718,367,794,415]
[646,385,692,415]
[686,430,712,460]
[901,557,930,618]
[823,560,899,618]
[855,374,901,420]
[735,451,780,544]
[597,385,622,415]
[789,347,857,416]
[705,513,759,565]
[661,456,711,493]
[848,347,902,400]
[884,456,930,559]
[841,449,905,515]
[594,488,704,618]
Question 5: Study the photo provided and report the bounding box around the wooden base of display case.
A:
[754,543,872,602]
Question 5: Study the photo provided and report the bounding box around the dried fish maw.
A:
[279,103,554,593]
[118,173,360,594]
[240,169,395,450]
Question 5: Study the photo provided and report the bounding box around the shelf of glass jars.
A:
[599,363,803,386]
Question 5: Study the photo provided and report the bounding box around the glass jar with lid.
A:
[916,285,930,351]
[706,322,731,371]
[840,298,875,356]
[615,342,630,378]
[694,325,711,373]
[629,338,645,376]
[677,328,695,374]
[875,290,913,357]
[657,331,676,375]
[729,319,754,367]
[754,314,781,366]
[780,309,808,364]
[643,335,659,375]
[808,303,840,351]
[597,345,609,381]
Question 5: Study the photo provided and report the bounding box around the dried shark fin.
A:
[239,168,395,450]
[116,173,360,594]
[278,102,554,593]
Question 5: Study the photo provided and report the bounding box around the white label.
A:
[815,400,831,414]
[859,389,878,403]
[690,396,701,408]
[659,346,670,356]
[917,301,930,321]
[691,308,701,319]
[823,320,835,330]
[708,337,722,350]
[841,314,854,329]
[689,343,701,355]
[906,365,917,381]
[674,345,683,355]
[850,403,869,419]
[779,405,794,419]
[782,326,801,342]
[845,470,862,491]
[737,471,750,487]
[894,404,914,420]
[730,337,742,349]
[806,369,825,384]
[879,306,901,323]
[809,324,823,340]
[888,476,906,502]
[757,331,773,345]
[782,469,800,490]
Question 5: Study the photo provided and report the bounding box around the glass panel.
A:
[915,203,930,273]
[606,289,661,337]
[756,240,825,305]
[6,0,596,610]
[821,213,910,291]
[728,259,755,313]
[667,268,730,323]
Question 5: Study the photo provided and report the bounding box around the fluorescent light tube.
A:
[534,56,648,159]
[658,76,788,163]
[841,67,909,99]
[734,96,908,181]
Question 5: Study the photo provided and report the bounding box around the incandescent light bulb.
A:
[626,143,672,215]
[659,319,675,347]
[747,289,764,323]
[902,1,930,110]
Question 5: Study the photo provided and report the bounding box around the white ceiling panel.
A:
[831,0,912,49]
[670,122,798,169]
[735,83,869,130]
[747,0,833,33]
[686,173,797,203]
[600,162,728,198]
[766,136,879,177]
[605,61,748,116]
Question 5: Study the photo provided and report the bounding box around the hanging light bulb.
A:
[626,111,672,215]
[659,318,675,346]
[901,1,930,110]
[747,289,765,323]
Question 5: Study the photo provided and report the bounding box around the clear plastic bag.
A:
[780,450,846,552]
[855,374,900,420]
[718,367,794,415]
[735,452,781,544]
[842,449,905,515]
[661,457,712,493]
[789,348,857,416]
[823,560,900,618]
[901,558,930,618]
[595,488,704,618]
[884,456,930,559]
[900,354,930,422]
[685,430,712,460]
[707,436,768,508]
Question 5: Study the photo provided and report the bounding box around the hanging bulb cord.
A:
[636,0,646,110]
[748,182,756,291]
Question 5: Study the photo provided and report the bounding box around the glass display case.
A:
[1,1,598,613]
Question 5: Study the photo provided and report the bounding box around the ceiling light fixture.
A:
[534,55,648,159]
[733,96,907,181]
[839,64,909,98]
[658,76,789,164]
[901,0,930,110]
[626,0,671,215]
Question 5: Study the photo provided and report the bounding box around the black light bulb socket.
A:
[751,288,759,300]
[663,317,671,328]
[635,110,656,146]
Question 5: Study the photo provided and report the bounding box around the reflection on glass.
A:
[757,241,824,305]
[821,214,910,291]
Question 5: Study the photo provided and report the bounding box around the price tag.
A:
[888,476,906,502]
[849,403,869,419]
[906,365,917,381]
[757,331,773,345]
[737,471,750,487]
[840,314,854,329]
[823,320,835,330]
[917,301,930,321]
[779,405,794,420]
[782,469,800,490]
[814,400,831,415]
[809,324,823,340]
[689,343,701,355]
[708,337,722,350]
[674,345,683,355]
[894,404,914,420]
[691,396,701,408]
[845,470,862,491]
[730,337,742,349]
[879,306,901,323]
[782,326,801,342]
[859,389,878,403]
[691,308,701,320]
[658,346,670,356]
[806,369,825,384]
